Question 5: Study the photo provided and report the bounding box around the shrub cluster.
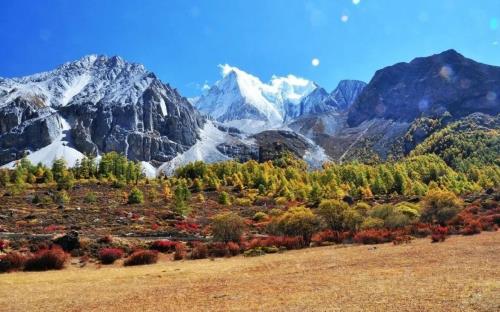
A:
[245,236,305,250]
[0,252,26,273]
[353,229,392,244]
[173,243,186,260]
[24,247,68,271]
[124,250,158,266]
[150,240,177,253]
[98,248,124,264]
[430,226,448,243]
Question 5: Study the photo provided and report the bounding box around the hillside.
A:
[1,232,498,312]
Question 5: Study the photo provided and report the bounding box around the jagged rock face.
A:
[251,130,312,162]
[286,80,367,121]
[348,49,500,127]
[285,87,338,120]
[0,55,204,166]
[331,80,367,110]
[216,130,312,163]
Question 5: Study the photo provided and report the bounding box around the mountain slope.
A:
[410,113,499,171]
[348,49,500,127]
[0,55,204,166]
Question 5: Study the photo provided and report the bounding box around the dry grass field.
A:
[1,232,499,312]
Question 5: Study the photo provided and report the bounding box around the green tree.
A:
[128,187,144,204]
[420,188,463,225]
[273,206,321,244]
[211,212,245,242]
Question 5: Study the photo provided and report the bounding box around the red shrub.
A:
[24,247,68,271]
[226,242,240,256]
[431,226,448,243]
[0,239,7,251]
[190,242,208,259]
[392,235,412,245]
[43,225,65,233]
[124,250,158,266]
[150,240,177,253]
[353,229,392,245]
[462,220,482,235]
[98,248,124,264]
[411,223,432,238]
[173,243,186,260]
[0,252,26,273]
[175,222,199,232]
[208,242,229,258]
[246,236,305,250]
[312,230,348,244]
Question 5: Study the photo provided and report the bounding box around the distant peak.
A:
[438,49,462,57]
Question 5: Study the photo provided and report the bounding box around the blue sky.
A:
[0,0,499,96]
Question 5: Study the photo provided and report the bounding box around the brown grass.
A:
[0,232,498,312]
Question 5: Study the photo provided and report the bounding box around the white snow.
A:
[60,73,91,106]
[158,121,231,176]
[1,115,85,169]
[196,65,316,130]
[158,97,168,116]
[140,161,157,178]
[303,144,330,168]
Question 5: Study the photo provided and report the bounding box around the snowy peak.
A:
[1,54,152,108]
[0,54,204,167]
[196,65,316,130]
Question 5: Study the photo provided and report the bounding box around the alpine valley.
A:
[1,49,499,175]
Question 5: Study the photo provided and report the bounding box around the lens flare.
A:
[490,18,498,30]
[439,65,453,80]
[486,91,497,102]
[341,15,349,23]
[311,58,320,67]
[352,0,361,5]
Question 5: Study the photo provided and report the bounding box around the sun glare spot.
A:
[486,91,497,102]
[439,65,453,80]
[341,15,349,23]
[352,0,361,5]
[490,18,498,30]
[311,58,320,67]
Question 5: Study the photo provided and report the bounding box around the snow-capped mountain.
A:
[196,65,317,132]
[0,55,204,168]
[287,80,367,121]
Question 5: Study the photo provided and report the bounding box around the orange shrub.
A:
[173,243,186,260]
[353,229,392,244]
[462,220,482,235]
[226,242,240,256]
[190,242,208,259]
[430,226,448,243]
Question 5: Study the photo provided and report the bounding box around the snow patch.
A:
[2,115,85,169]
[159,121,231,176]
[61,73,91,106]
[140,161,157,178]
[159,97,168,116]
